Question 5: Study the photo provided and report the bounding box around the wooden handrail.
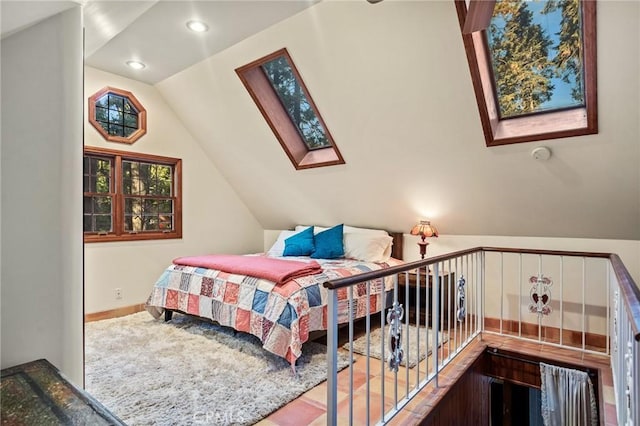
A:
[610,254,640,341]
[323,247,640,340]
[322,247,482,290]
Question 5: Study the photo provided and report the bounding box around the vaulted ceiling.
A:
[3,0,639,240]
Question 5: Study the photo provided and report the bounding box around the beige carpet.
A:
[344,324,448,368]
[85,312,348,425]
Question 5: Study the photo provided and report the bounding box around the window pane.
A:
[93,196,111,214]
[158,199,172,214]
[83,196,92,214]
[159,216,173,231]
[123,127,137,137]
[124,113,138,128]
[124,100,138,114]
[124,215,142,232]
[108,94,124,111]
[486,0,585,119]
[124,215,134,232]
[261,56,331,150]
[85,157,112,193]
[95,106,108,123]
[124,197,142,215]
[95,94,108,109]
[144,199,158,214]
[109,109,123,125]
[94,174,109,193]
[83,215,93,232]
[143,215,159,231]
[95,215,112,232]
[107,124,122,136]
[139,163,151,195]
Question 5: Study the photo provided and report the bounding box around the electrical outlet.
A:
[115,288,122,300]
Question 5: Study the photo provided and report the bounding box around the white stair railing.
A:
[324,248,639,425]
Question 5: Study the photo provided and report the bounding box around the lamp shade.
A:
[410,220,438,238]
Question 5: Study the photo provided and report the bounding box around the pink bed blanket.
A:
[172,254,322,285]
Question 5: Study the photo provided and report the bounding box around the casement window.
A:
[83,147,182,243]
[236,48,345,170]
[455,0,597,146]
[88,87,147,144]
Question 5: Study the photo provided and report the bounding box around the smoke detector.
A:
[531,146,552,161]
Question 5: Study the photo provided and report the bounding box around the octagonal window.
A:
[89,87,147,144]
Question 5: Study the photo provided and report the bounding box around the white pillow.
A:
[343,225,389,236]
[343,233,393,263]
[295,225,388,236]
[266,230,298,257]
[295,225,325,234]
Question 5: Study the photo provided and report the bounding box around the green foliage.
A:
[489,0,555,117]
[488,0,583,117]
[122,161,173,232]
[542,0,584,103]
[262,57,330,150]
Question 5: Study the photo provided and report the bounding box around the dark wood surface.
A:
[1,359,124,425]
[398,270,454,327]
[421,353,491,425]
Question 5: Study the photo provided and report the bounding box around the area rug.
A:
[343,325,448,368]
[85,312,348,425]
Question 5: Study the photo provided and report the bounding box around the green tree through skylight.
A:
[261,57,330,150]
[487,0,584,118]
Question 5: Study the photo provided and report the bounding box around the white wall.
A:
[265,230,640,284]
[266,229,638,337]
[158,0,639,241]
[1,7,84,384]
[84,67,264,314]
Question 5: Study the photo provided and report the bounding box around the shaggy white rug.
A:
[85,312,348,425]
[344,324,448,368]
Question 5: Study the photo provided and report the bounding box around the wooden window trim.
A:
[84,146,182,243]
[454,0,598,147]
[88,87,147,144]
[235,48,345,170]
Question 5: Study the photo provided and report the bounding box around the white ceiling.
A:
[1,1,80,38]
[2,0,320,85]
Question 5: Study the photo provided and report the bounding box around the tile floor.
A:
[257,331,617,426]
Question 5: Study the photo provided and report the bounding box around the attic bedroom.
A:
[1,0,639,425]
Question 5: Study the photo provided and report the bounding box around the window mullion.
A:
[114,155,123,236]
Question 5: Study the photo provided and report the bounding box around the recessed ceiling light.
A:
[126,60,146,70]
[186,20,209,33]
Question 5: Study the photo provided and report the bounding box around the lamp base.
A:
[417,240,429,259]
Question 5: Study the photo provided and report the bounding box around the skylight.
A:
[236,48,344,170]
[261,56,331,151]
[455,0,597,146]
[486,0,585,119]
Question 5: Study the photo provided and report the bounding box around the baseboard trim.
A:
[484,317,607,350]
[85,304,146,322]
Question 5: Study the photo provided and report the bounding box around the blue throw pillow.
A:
[311,224,344,259]
[283,226,315,256]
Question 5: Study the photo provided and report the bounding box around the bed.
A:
[145,225,403,368]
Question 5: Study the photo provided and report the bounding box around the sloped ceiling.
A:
[155,0,639,240]
[83,0,319,84]
[0,1,80,38]
[157,1,640,240]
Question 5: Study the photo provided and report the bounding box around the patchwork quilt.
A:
[146,256,403,366]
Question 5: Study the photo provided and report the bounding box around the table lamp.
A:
[410,220,438,260]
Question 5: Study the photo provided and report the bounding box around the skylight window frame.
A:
[236,48,345,170]
[455,0,598,147]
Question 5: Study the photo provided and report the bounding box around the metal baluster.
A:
[327,289,338,426]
